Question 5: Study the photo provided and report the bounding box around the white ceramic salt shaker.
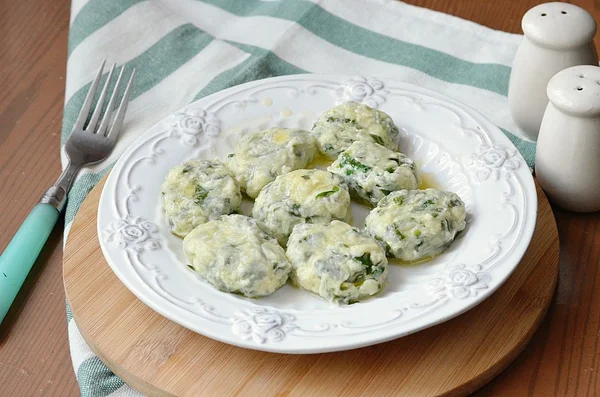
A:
[508,2,597,141]
[536,65,600,212]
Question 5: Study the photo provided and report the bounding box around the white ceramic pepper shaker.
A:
[508,2,597,141]
[536,65,600,212]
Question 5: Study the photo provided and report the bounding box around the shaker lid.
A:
[522,2,596,50]
[547,65,600,116]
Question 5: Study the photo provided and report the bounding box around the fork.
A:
[0,61,135,324]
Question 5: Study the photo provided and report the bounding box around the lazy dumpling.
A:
[328,140,419,206]
[183,214,291,297]
[226,128,317,198]
[311,101,400,159]
[287,220,388,304]
[252,169,352,245]
[365,189,466,261]
[161,159,241,237]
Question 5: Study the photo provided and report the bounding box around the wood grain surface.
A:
[1,0,600,396]
[63,178,559,397]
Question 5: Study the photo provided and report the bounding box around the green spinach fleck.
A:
[353,253,380,277]
[393,196,404,206]
[441,219,451,232]
[316,186,340,198]
[353,253,373,268]
[418,199,435,210]
[370,134,384,146]
[227,153,235,158]
[374,236,392,255]
[413,230,422,237]
[194,186,209,204]
[371,266,384,278]
[450,198,462,207]
[340,153,371,172]
[326,117,360,127]
[289,203,302,217]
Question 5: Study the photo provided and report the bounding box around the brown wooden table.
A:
[1,1,599,395]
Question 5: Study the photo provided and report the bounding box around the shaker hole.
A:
[541,13,547,16]
[561,11,567,14]
[577,87,584,91]
[579,75,585,78]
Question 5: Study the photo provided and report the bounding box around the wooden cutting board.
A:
[64,176,559,397]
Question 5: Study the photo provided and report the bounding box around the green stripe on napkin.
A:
[77,357,126,397]
[201,0,511,95]
[64,165,113,226]
[194,44,306,101]
[63,24,214,142]
[69,0,144,56]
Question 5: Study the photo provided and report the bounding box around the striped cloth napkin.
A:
[63,0,530,395]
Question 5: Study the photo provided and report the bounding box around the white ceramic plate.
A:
[98,75,536,354]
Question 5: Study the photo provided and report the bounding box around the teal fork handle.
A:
[0,204,59,324]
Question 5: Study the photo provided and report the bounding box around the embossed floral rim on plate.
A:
[97,75,537,354]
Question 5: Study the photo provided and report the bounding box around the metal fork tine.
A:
[96,65,125,137]
[62,62,133,174]
[108,69,136,140]
[86,63,116,133]
[73,60,106,131]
